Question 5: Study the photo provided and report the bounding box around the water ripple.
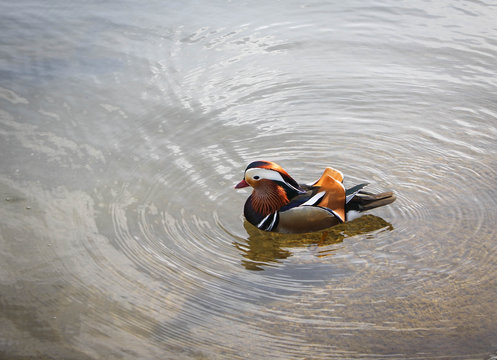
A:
[95,17,497,356]
[2,0,497,358]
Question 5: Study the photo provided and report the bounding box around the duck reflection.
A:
[235,215,393,271]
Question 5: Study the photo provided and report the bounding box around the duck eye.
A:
[253,176,260,180]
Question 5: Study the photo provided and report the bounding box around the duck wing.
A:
[307,171,346,222]
[345,190,396,212]
[275,171,347,233]
[311,167,344,184]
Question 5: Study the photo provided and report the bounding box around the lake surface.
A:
[1,0,497,359]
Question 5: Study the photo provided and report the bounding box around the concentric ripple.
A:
[97,17,497,354]
[2,0,497,359]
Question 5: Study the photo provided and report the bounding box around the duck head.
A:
[235,161,304,216]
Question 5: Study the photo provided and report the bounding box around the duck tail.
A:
[346,191,396,212]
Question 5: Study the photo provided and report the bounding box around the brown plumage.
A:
[235,161,396,233]
[250,180,289,216]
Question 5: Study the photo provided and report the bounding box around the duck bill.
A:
[235,179,249,189]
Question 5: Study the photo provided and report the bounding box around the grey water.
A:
[1,0,497,359]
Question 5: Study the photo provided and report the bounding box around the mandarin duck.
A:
[235,160,396,233]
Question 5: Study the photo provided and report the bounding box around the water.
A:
[1,0,497,359]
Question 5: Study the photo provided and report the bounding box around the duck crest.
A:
[236,161,396,233]
[250,180,289,216]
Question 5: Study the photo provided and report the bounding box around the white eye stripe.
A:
[245,168,285,183]
[245,168,305,194]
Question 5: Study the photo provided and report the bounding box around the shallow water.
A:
[1,0,497,359]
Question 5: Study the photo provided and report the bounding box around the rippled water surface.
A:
[1,1,497,359]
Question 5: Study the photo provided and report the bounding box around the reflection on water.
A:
[238,215,393,270]
[1,0,497,359]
